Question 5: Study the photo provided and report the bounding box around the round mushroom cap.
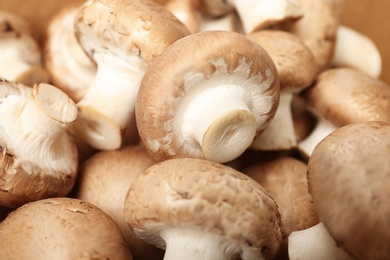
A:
[74,0,191,65]
[302,67,390,127]
[247,29,317,92]
[308,121,390,260]
[0,197,133,260]
[124,157,283,259]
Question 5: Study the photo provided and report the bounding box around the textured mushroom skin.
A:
[0,197,132,259]
[308,121,390,260]
[125,158,283,259]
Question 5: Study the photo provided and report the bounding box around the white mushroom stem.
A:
[251,91,296,150]
[331,25,382,78]
[288,222,353,260]
[75,52,148,150]
[180,84,257,163]
[297,115,337,157]
[160,228,261,260]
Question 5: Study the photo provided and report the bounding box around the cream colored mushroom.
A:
[0,10,49,86]
[0,79,78,208]
[124,157,283,260]
[136,30,280,163]
[71,0,190,150]
[163,0,201,33]
[0,197,133,259]
[44,4,97,102]
[74,145,164,260]
[199,11,244,33]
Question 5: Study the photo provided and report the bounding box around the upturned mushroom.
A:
[72,0,191,150]
[44,4,96,102]
[74,145,164,260]
[0,79,78,208]
[247,30,317,151]
[307,121,390,260]
[297,67,390,156]
[124,157,284,260]
[0,197,133,259]
[0,10,49,86]
[136,30,280,164]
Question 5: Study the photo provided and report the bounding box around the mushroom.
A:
[247,30,317,151]
[136,30,280,164]
[307,121,390,260]
[0,197,133,259]
[0,10,50,86]
[162,0,201,33]
[297,67,390,157]
[331,25,382,78]
[74,145,164,260]
[199,11,244,33]
[242,156,319,259]
[44,4,97,103]
[283,0,342,72]
[0,79,78,208]
[71,0,191,150]
[124,157,284,260]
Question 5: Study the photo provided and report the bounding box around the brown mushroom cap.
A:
[308,121,390,260]
[0,197,133,259]
[302,67,390,127]
[124,157,283,259]
[74,145,164,260]
[136,30,279,163]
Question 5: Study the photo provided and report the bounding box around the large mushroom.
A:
[136,30,280,164]
[0,79,78,208]
[0,197,133,259]
[71,0,191,150]
[124,157,284,260]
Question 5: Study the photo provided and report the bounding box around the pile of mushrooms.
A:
[0,0,389,259]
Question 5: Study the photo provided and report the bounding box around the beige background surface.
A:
[0,0,389,83]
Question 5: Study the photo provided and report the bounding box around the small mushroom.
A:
[0,197,133,259]
[74,145,164,260]
[162,0,201,33]
[307,121,390,260]
[72,0,191,150]
[298,67,390,156]
[44,4,97,102]
[0,79,78,208]
[0,10,49,86]
[199,11,244,33]
[136,30,280,163]
[247,30,317,151]
[124,157,284,260]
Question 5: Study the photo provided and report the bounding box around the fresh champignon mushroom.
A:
[0,197,133,259]
[283,0,342,72]
[136,30,280,164]
[291,94,317,143]
[288,222,353,260]
[0,79,78,208]
[331,25,382,78]
[72,0,190,150]
[199,11,244,33]
[124,157,284,260]
[74,145,164,260]
[0,10,50,86]
[307,121,390,260]
[44,5,97,103]
[247,30,317,151]
[242,156,319,259]
[298,67,390,157]
[162,0,201,33]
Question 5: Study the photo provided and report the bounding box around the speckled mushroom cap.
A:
[124,157,284,259]
[247,30,317,92]
[136,30,279,163]
[308,121,390,260]
[75,0,191,65]
[0,197,133,260]
[302,67,390,127]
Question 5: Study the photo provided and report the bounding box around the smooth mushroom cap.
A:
[124,158,284,260]
[0,197,133,260]
[136,30,279,163]
[74,145,164,260]
[308,121,390,260]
